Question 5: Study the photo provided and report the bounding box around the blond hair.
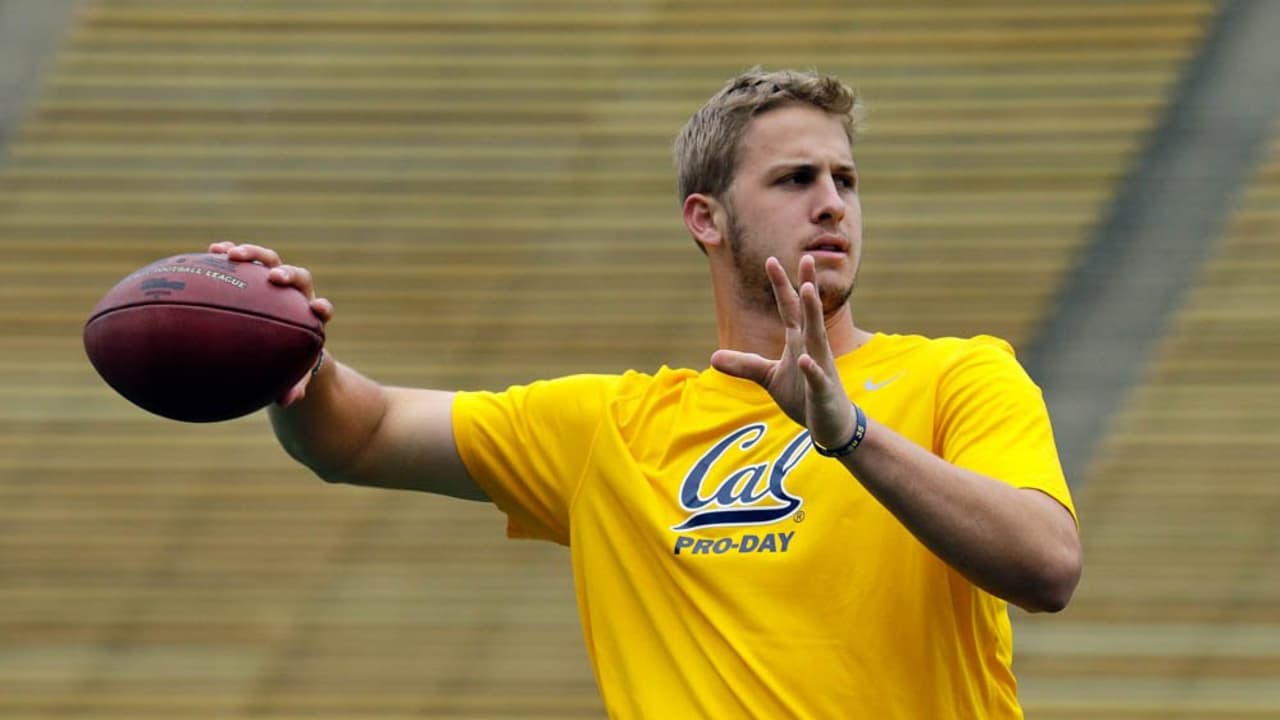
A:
[674,68,864,203]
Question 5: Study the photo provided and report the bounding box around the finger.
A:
[270,266,333,323]
[799,281,837,368]
[798,353,855,445]
[278,377,308,408]
[226,243,283,267]
[310,297,335,323]
[797,353,836,394]
[798,253,818,287]
[710,349,775,386]
[765,257,802,329]
[212,245,330,322]
[269,264,315,296]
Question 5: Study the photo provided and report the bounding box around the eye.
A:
[779,169,815,186]
[835,174,857,190]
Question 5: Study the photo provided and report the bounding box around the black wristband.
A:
[311,349,326,377]
[813,404,868,458]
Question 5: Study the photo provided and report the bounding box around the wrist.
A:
[813,403,868,458]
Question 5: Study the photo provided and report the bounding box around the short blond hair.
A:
[674,68,864,203]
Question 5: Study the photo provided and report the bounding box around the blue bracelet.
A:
[813,404,868,458]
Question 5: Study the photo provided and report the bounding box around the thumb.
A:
[278,375,311,408]
[710,349,774,386]
[278,350,324,408]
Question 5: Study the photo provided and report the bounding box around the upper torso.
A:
[453,333,1074,719]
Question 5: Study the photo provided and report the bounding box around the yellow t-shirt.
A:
[452,333,1075,719]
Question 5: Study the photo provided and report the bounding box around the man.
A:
[212,68,1081,719]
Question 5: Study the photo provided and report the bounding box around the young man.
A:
[213,68,1081,719]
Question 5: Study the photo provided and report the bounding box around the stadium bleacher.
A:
[5,1,1263,718]
[1014,127,1280,719]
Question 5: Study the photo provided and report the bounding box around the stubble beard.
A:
[725,209,857,316]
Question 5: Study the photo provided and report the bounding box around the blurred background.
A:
[1,0,1277,718]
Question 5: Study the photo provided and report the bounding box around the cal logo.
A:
[671,423,810,531]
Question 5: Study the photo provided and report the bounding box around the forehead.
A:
[737,104,853,171]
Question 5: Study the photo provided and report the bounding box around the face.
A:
[720,104,863,315]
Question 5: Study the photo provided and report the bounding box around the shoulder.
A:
[908,335,1042,407]
[610,365,701,424]
[507,367,701,447]
[937,334,1022,373]
[615,365,701,391]
[862,333,1033,399]
[455,366,699,420]
[866,332,1019,368]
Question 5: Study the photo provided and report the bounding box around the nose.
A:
[812,173,847,224]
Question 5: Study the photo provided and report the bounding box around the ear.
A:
[682,193,725,251]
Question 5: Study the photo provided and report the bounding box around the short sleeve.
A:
[452,374,621,544]
[934,336,1076,521]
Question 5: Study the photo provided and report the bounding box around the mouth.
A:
[803,235,849,255]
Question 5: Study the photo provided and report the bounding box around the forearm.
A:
[269,352,482,500]
[840,418,1081,612]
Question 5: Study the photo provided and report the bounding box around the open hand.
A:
[709,255,855,449]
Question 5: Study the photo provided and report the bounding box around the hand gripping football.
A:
[84,253,325,422]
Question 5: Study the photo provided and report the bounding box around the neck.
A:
[714,291,871,359]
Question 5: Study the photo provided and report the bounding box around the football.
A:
[84,252,325,422]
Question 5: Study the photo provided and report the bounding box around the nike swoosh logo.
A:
[863,373,903,391]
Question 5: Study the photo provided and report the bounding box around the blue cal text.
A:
[673,531,795,556]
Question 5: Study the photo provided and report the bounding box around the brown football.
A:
[84,253,324,422]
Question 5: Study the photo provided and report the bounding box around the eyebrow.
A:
[768,161,857,175]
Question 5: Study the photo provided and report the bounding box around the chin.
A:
[817,281,855,314]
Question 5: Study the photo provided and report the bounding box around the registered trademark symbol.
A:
[794,511,806,523]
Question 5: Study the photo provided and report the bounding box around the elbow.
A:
[1018,543,1083,614]
[305,454,369,486]
[277,440,351,486]
[313,466,352,486]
